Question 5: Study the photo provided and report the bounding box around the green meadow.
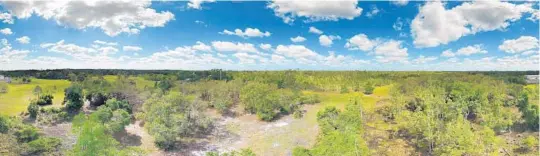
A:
[0,79,71,115]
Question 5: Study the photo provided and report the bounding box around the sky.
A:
[0,0,539,71]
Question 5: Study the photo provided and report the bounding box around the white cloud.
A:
[455,44,487,56]
[267,0,362,23]
[0,28,12,35]
[411,1,534,48]
[290,36,306,43]
[0,39,29,64]
[192,41,212,52]
[0,13,13,24]
[259,44,272,51]
[40,40,124,64]
[94,40,118,46]
[123,46,142,52]
[211,41,259,53]
[188,0,216,10]
[441,50,455,57]
[393,17,404,31]
[499,36,539,54]
[274,44,322,64]
[309,26,323,34]
[233,52,268,64]
[366,5,380,18]
[0,0,175,36]
[391,0,409,6]
[441,44,488,57]
[270,54,290,64]
[374,40,408,63]
[15,36,30,44]
[319,35,340,47]
[345,34,379,51]
[412,55,437,64]
[220,28,271,38]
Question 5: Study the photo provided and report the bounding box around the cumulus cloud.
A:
[412,55,437,64]
[345,34,379,51]
[234,52,268,64]
[15,36,30,44]
[373,40,408,63]
[94,40,118,46]
[259,44,272,51]
[220,28,271,38]
[391,0,409,6]
[499,36,539,54]
[211,41,259,53]
[40,40,124,64]
[188,0,215,10]
[319,35,340,47]
[441,44,488,57]
[309,26,323,34]
[0,0,175,36]
[267,0,362,23]
[274,44,322,64]
[411,1,535,48]
[290,36,306,43]
[0,28,12,35]
[0,38,29,64]
[192,41,212,52]
[123,46,142,52]
[0,13,13,24]
[345,34,408,63]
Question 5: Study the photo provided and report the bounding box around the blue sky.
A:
[0,0,538,71]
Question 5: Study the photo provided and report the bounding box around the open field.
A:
[0,79,71,115]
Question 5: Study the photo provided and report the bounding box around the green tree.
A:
[363,82,374,95]
[64,84,84,111]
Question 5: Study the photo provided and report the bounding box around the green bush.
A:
[15,126,39,143]
[340,85,349,94]
[64,84,84,111]
[27,137,62,154]
[0,115,9,133]
[522,136,538,151]
[300,94,320,104]
[27,102,39,118]
[35,94,53,105]
[364,83,374,95]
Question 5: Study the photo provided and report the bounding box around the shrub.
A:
[64,84,84,111]
[364,83,374,95]
[293,109,303,119]
[340,85,349,94]
[0,115,9,133]
[300,94,320,104]
[14,126,39,143]
[28,102,39,118]
[35,94,53,105]
[522,136,538,151]
[27,137,62,154]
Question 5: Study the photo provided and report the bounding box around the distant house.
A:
[526,75,539,84]
[0,75,11,83]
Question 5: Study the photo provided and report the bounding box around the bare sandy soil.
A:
[123,104,324,156]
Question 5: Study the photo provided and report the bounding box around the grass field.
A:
[0,79,71,116]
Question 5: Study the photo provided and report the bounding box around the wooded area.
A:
[0,70,538,156]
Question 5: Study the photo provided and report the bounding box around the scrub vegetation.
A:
[0,69,538,156]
